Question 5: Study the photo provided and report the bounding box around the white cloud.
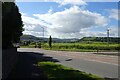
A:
[47,28,108,38]
[21,13,49,37]
[33,6,108,34]
[21,6,109,38]
[109,9,119,20]
[23,30,44,37]
[56,0,86,6]
[109,26,119,37]
[79,28,106,37]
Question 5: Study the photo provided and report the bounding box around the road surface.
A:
[18,48,118,78]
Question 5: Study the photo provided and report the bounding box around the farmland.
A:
[40,42,119,52]
[20,35,119,52]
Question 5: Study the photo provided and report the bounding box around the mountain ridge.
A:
[20,35,119,43]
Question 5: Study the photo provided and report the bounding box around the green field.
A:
[20,42,119,52]
[42,42,119,52]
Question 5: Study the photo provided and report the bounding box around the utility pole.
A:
[41,27,44,45]
[107,28,110,46]
[43,27,44,42]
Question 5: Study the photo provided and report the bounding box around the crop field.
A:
[42,42,119,52]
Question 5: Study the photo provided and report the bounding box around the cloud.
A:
[109,26,119,37]
[21,13,49,37]
[79,28,106,37]
[23,30,44,37]
[109,9,119,20]
[47,28,108,38]
[33,6,108,34]
[21,6,109,38]
[56,0,86,6]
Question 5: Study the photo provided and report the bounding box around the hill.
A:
[79,37,119,43]
[20,35,119,43]
[20,35,40,41]
[20,35,79,43]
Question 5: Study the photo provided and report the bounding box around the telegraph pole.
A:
[43,27,44,42]
[41,26,44,46]
[107,28,110,46]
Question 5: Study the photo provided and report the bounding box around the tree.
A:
[2,2,23,49]
[49,36,52,48]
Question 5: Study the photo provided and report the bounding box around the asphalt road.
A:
[18,48,118,79]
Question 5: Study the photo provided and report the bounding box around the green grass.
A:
[37,62,104,80]
[20,42,119,52]
[20,45,35,48]
[42,42,119,52]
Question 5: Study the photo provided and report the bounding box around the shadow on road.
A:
[65,58,73,61]
[6,51,60,80]
[5,51,118,80]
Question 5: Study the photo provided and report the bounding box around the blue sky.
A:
[16,2,118,15]
[16,1,119,38]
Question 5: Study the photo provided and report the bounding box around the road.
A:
[18,48,118,78]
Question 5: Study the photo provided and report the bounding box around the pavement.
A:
[7,48,119,80]
[17,48,118,79]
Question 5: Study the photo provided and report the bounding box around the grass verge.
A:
[20,45,35,48]
[20,45,118,52]
[37,61,104,80]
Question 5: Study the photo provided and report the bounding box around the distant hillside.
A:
[20,35,41,41]
[20,35,79,43]
[20,35,119,43]
[79,37,120,43]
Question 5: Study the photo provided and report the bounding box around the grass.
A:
[20,42,119,52]
[20,45,35,48]
[42,42,119,52]
[37,62,104,80]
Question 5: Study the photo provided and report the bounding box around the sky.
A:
[15,1,119,39]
